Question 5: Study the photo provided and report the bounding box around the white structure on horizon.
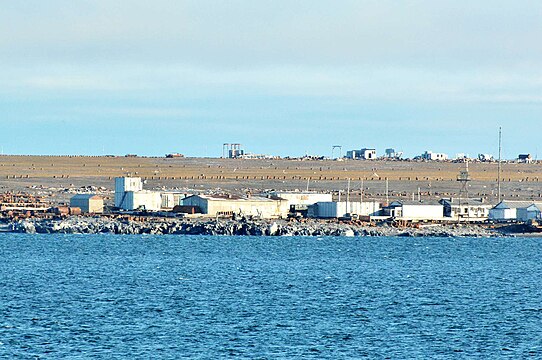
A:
[478,153,494,162]
[421,151,448,161]
[455,153,469,160]
[385,148,403,159]
[346,148,377,160]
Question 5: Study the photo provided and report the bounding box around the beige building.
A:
[70,194,104,214]
[182,194,289,218]
[264,191,332,206]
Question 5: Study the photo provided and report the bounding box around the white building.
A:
[439,198,492,221]
[385,148,403,159]
[383,201,444,220]
[346,148,377,160]
[421,151,448,161]
[265,191,332,207]
[70,194,104,214]
[161,192,187,209]
[182,194,289,218]
[114,177,162,211]
[490,200,542,221]
[121,191,162,211]
[115,177,143,207]
[478,154,494,162]
[517,204,542,221]
[309,201,382,218]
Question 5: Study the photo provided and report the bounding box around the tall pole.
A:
[385,178,389,204]
[346,178,351,214]
[360,179,364,203]
[498,126,502,201]
[466,160,470,222]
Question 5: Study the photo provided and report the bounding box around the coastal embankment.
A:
[7,217,503,237]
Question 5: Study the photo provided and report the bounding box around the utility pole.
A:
[385,178,389,205]
[346,178,351,214]
[497,126,502,201]
[360,179,364,203]
[457,159,471,223]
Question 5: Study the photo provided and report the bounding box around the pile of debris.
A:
[0,192,52,213]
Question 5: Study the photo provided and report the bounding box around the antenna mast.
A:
[457,159,471,223]
[497,127,502,200]
[360,179,364,203]
[346,178,351,214]
[385,178,389,205]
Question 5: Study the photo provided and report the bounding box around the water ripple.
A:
[0,234,541,358]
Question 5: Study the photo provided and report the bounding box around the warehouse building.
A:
[308,201,382,218]
[115,177,143,208]
[182,194,289,218]
[161,192,187,209]
[264,191,332,206]
[121,191,162,211]
[489,200,542,221]
[69,194,104,214]
[114,177,162,211]
[383,200,444,220]
[517,203,542,221]
[439,198,492,221]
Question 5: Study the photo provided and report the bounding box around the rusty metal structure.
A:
[0,192,51,212]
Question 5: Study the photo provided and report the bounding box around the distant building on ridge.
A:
[421,151,448,161]
[346,148,377,160]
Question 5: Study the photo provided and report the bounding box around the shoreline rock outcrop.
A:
[5,216,504,237]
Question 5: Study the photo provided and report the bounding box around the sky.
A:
[1,0,541,159]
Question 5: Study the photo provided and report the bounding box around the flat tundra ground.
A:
[1,155,542,205]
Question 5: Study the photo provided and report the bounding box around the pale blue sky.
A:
[1,1,541,158]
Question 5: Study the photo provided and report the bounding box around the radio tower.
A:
[457,159,471,222]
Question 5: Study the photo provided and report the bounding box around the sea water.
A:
[0,234,541,358]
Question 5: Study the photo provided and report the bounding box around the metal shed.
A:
[489,200,537,221]
[182,194,289,218]
[309,201,382,218]
[70,194,104,214]
[383,200,444,220]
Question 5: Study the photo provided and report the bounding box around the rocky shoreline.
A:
[3,216,506,237]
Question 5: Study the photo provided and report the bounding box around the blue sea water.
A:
[0,234,541,359]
